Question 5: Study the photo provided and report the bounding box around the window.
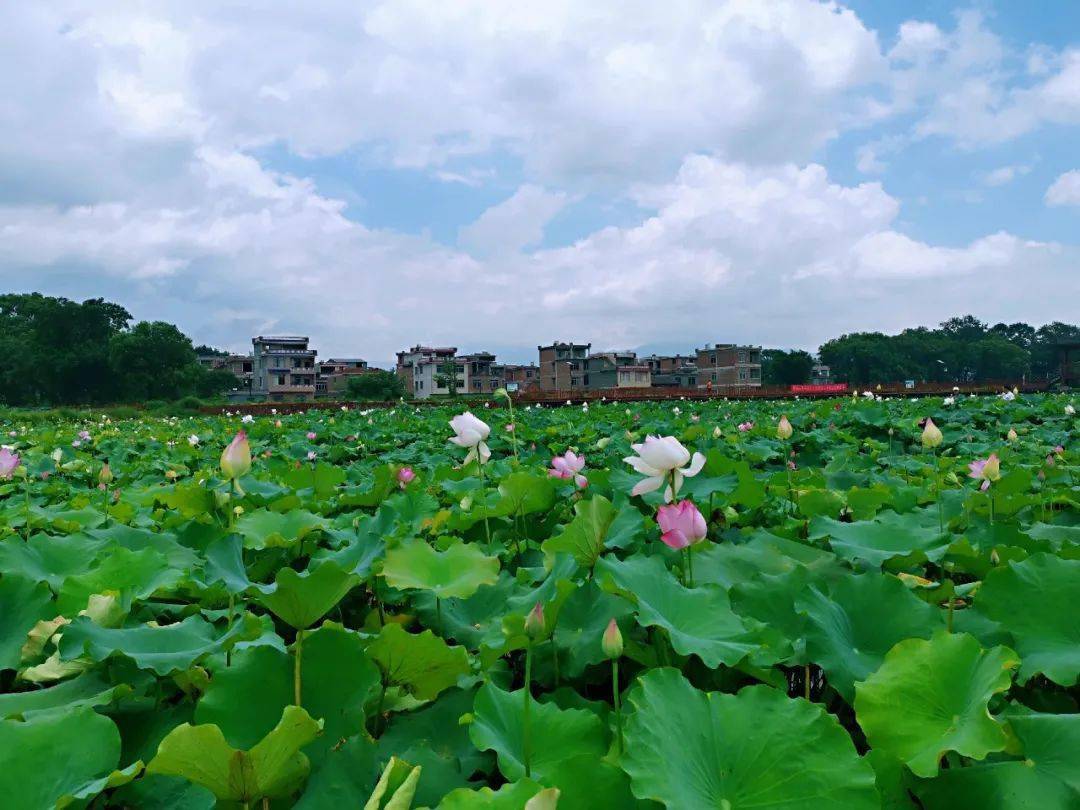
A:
[277,375,286,385]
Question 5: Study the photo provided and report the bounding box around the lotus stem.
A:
[612,657,623,756]
[294,628,304,706]
[523,640,533,778]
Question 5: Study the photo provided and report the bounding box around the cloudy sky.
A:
[3,2,1079,365]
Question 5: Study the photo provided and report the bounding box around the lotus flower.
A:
[1066,404,1075,416]
[656,500,707,550]
[549,450,587,488]
[943,396,955,406]
[397,466,415,488]
[602,618,623,659]
[241,415,254,424]
[449,412,492,465]
[921,418,943,449]
[525,602,546,640]
[0,447,20,479]
[187,434,200,446]
[306,431,317,440]
[220,430,251,480]
[969,453,1001,491]
[776,415,793,440]
[737,421,753,432]
[623,435,705,502]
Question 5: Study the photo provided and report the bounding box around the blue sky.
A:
[1,2,1078,365]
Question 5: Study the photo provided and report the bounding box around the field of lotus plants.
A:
[0,391,1077,809]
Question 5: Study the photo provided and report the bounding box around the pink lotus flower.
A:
[398,466,415,487]
[306,431,317,440]
[78,430,91,441]
[0,447,20,479]
[969,453,1001,491]
[549,450,587,488]
[624,436,705,502]
[220,430,251,480]
[656,500,707,550]
[737,421,754,432]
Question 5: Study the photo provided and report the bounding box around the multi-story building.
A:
[252,336,318,401]
[641,354,695,375]
[502,363,540,393]
[811,363,832,386]
[583,351,651,389]
[197,353,255,392]
[316,358,371,397]
[695,343,762,388]
[461,352,503,395]
[538,341,591,390]
[396,345,457,396]
[411,357,465,399]
[651,364,699,388]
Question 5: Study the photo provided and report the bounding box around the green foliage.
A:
[762,348,815,385]
[346,370,407,402]
[0,391,1077,807]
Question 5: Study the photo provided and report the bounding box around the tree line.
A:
[763,315,1079,386]
[0,293,236,406]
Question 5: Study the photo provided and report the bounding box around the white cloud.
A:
[981,164,1030,187]
[459,185,568,256]
[1045,170,1080,207]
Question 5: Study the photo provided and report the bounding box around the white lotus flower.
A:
[1001,390,1016,401]
[188,435,200,446]
[623,435,706,502]
[449,412,492,465]
[943,396,955,406]
[241,414,254,424]
[1066,404,1075,415]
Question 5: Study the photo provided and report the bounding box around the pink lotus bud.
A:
[602,618,623,659]
[99,461,113,486]
[525,602,546,640]
[776,415,793,440]
[656,500,707,550]
[220,430,251,480]
[398,466,415,487]
[307,431,317,440]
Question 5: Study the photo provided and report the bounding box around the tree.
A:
[193,344,229,357]
[972,335,1030,381]
[109,321,198,401]
[434,358,461,397]
[762,350,815,385]
[345,370,406,402]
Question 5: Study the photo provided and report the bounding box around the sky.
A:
[2,2,1079,366]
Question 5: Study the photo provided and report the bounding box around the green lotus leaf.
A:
[59,612,261,675]
[294,734,381,810]
[379,687,486,781]
[495,471,557,517]
[196,533,253,593]
[596,553,773,668]
[0,671,127,719]
[809,508,950,566]
[552,581,635,679]
[911,710,1080,809]
[237,508,327,550]
[798,571,944,701]
[854,631,1018,777]
[0,532,107,589]
[147,705,322,803]
[367,623,471,701]
[57,545,180,615]
[975,553,1080,685]
[382,541,500,600]
[0,573,53,669]
[541,495,617,569]
[468,681,607,782]
[197,624,379,762]
[436,779,547,809]
[538,753,646,810]
[0,706,122,810]
[623,668,879,809]
[58,760,145,808]
[256,560,360,630]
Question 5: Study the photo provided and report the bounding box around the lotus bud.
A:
[220,430,251,480]
[776,415,793,440]
[525,602,546,640]
[99,461,113,486]
[712,426,722,439]
[596,436,611,450]
[1007,428,1018,442]
[921,418,943,449]
[397,466,415,487]
[494,387,508,399]
[602,618,623,659]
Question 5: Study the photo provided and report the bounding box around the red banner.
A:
[790,383,848,394]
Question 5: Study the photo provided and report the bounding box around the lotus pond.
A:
[0,393,1077,809]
